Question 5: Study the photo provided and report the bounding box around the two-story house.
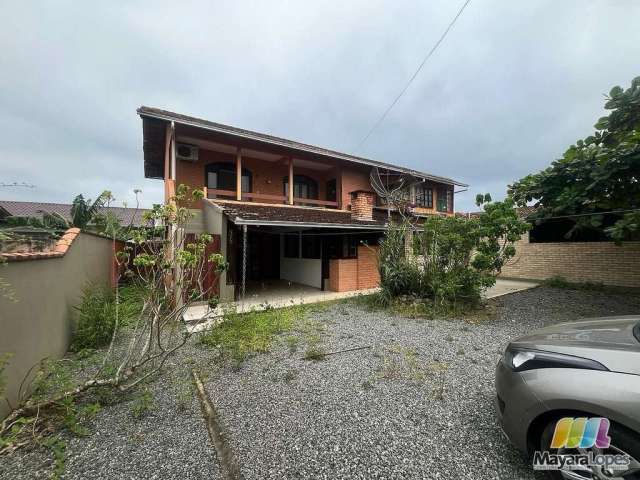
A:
[137,107,466,301]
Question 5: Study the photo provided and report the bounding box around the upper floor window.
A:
[437,187,453,213]
[205,163,251,194]
[415,185,433,208]
[283,175,318,199]
[326,179,337,202]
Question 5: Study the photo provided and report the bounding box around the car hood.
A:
[510,315,640,375]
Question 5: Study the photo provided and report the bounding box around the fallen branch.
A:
[320,345,372,357]
[192,370,242,480]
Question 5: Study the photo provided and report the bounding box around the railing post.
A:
[236,147,242,201]
[288,157,294,205]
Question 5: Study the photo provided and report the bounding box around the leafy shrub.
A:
[378,198,529,306]
[71,283,144,352]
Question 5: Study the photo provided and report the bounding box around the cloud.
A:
[1,0,638,211]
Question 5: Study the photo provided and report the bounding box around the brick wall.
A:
[340,169,372,210]
[328,245,381,292]
[500,233,640,288]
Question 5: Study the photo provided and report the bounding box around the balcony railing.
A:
[205,188,338,208]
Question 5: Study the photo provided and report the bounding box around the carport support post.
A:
[241,224,247,299]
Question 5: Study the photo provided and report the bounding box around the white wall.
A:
[0,233,113,419]
[202,201,235,301]
[279,234,322,289]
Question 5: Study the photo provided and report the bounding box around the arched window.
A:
[205,163,252,194]
[283,175,318,199]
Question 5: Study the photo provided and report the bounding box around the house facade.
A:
[137,107,466,301]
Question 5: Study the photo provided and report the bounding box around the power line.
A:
[528,208,640,221]
[354,0,473,153]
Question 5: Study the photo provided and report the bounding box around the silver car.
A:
[495,315,640,479]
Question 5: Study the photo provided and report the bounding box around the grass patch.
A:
[199,304,318,364]
[351,291,492,321]
[543,275,640,295]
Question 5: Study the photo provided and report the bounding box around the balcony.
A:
[205,188,339,208]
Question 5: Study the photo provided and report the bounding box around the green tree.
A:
[378,196,529,305]
[509,76,640,242]
[69,192,112,229]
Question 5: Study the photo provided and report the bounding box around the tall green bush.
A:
[378,197,529,306]
[71,283,143,352]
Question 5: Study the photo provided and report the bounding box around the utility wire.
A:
[354,0,473,153]
[527,208,640,221]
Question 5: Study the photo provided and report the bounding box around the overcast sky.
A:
[1,0,639,211]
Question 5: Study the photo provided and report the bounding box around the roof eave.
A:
[137,107,468,187]
[229,217,387,230]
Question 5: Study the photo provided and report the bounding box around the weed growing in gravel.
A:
[361,380,374,391]
[41,436,66,480]
[174,376,194,413]
[429,362,449,400]
[375,345,426,382]
[284,335,299,353]
[130,388,154,419]
[303,346,326,361]
[283,370,298,383]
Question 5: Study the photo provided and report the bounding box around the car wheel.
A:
[540,419,640,480]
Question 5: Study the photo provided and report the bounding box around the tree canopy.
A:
[509,76,640,242]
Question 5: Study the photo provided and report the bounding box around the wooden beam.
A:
[288,157,294,205]
[169,121,176,181]
[236,147,242,201]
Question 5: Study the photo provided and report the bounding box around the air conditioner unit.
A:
[176,143,199,162]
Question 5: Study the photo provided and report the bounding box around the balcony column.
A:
[288,157,294,205]
[236,147,242,201]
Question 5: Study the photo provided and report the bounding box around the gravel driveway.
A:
[205,286,640,480]
[1,286,639,479]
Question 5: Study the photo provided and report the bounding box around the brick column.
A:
[350,190,375,221]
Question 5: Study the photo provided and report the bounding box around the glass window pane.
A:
[207,172,217,189]
[241,175,250,193]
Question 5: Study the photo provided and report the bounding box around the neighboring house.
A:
[0,200,150,227]
[137,106,467,300]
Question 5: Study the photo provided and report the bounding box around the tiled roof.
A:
[0,228,80,262]
[208,200,389,229]
[137,106,468,187]
[0,200,151,227]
